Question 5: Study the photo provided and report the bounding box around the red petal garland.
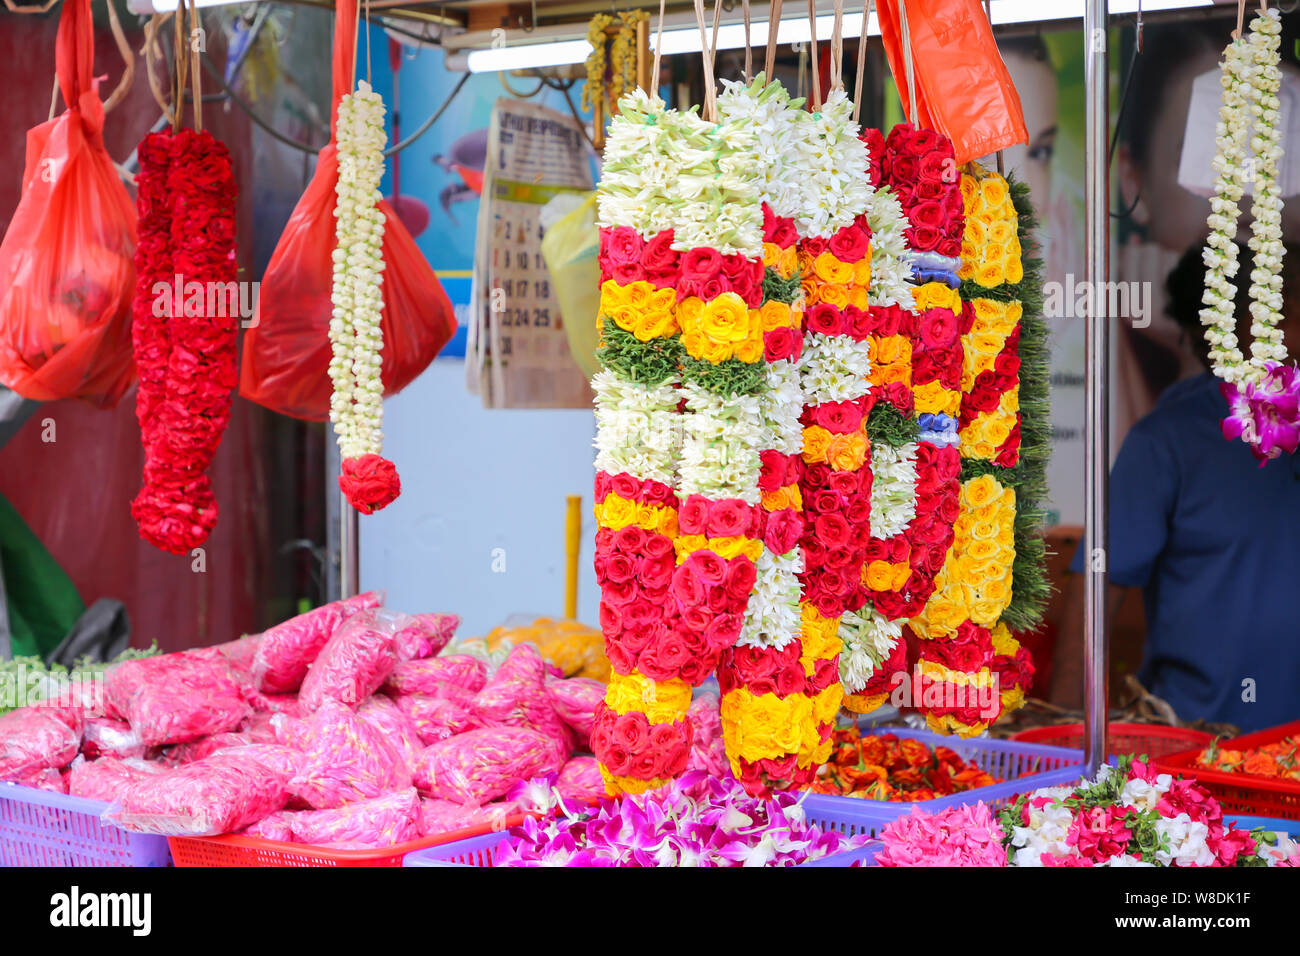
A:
[340,454,402,514]
[130,129,238,554]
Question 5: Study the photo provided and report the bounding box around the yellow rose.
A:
[959,173,979,206]
[873,335,903,365]
[990,624,1019,657]
[699,292,751,344]
[779,245,799,278]
[605,670,692,723]
[798,250,817,277]
[982,243,1006,265]
[865,560,898,591]
[624,280,653,309]
[976,262,1006,288]
[990,220,1015,245]
[964,474,1001,509]
[877,362,911,386]
[1006,257,1024,284]
[1005,300,1024,324]
[609,305,640,334]
[762,242,782,268]
[848,286,870,310]
[827,430,869,471]
[813,252,853,285]
[818,284,851,310]
[912,380,947,414]
[852,257,873,287]
[982,579,1008,603]
[633,309,676,341]
[681,330,708,361]
[735,336,764,364]
[646,287,676,313]
[802,425,832,463]
[801,276,820,304]
[890,562,912,590]
[676,296,705,332]
[980,176,1009,208]
[761,484,802,512]
[759,300,793,331]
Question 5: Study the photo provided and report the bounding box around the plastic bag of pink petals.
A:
[297,608,406,713]
[393,613,460,663]
[105,650,250,747]
[555,756,606,803]
[12,766,68,793]
[685,692,729,777]
[111,744,298,835]
[287,699,410,809]
[473,644,573,752]
[81,718,145,760]
[395,694,482,745]
[249,789,422,849]
[412,726,566,806]
[545,676,604,749]
[0,705,82,780]
[417,797,517,838]
[251,591,384,693]
[383,654,487,697]
[357,696,425,771]
[68,756,166,803]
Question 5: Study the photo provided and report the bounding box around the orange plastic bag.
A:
[239,0,456,421]
[875,0,1027,166]
[0,0,137,407]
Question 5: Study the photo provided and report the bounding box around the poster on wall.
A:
[467,98,596,409]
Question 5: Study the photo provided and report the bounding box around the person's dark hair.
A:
[1167,240,1300,369]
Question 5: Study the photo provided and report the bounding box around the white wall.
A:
[360,358,599,638]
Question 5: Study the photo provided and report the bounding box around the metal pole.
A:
[340,493,360,599]
[1083,0,1110,777]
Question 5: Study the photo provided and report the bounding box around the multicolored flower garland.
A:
[1201,8,1298,464]
[130,129,239,554]
[329,80,401,515]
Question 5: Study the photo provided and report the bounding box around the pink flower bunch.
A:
[877,803,1007,867]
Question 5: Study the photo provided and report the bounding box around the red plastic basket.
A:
[166,814,526,867]
[1010,723,1212,761]
[1154,720,1300,822]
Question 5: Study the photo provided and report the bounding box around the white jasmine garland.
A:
[798,332,873,405]
[329,81,388,461]
[869,441,919,539]
[865,186,916,310]
[737,549,805,649]
[792,90,872,239]
[837,605,903,695]
[718,74,805,221]
[759,359,804,457]
[591,371,683,485]
[676,382,763,503]
[1200,9,1287,384]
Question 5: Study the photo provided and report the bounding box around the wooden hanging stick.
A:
[852,0,870,122]
[765,0,784,82]
[742,0,752,80]
[188,0,202,132]
[830,0,844,91]
[806,0,821,109]
[102,0,136,114]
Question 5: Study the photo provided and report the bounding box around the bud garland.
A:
[130,128,239,554]
[329,81,400,514]
[1200,8,1299,464]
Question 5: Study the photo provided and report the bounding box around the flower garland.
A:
[130,128,239,554]
[1201,8,1298,464]
[907,161,1048,736]
[838,125,963,714]
[715,76,823,796]
[592,90,691,796]
[329,80,400,514]
[591,88,769,795]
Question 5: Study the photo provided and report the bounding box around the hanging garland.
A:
[1201,7,1298,464]
[330,79,401,514]
[583,10,650,114]
[130,128,239,554]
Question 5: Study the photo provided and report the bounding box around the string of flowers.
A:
[130,128,239,554]
[1201,7,1298,464]
[329,80,400,514]
[785,87,874,779]
[591,89,692,796]
[715,76,823,797]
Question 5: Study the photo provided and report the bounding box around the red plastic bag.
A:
[0,0,136,406]
[238,0,455,421]
[875,0,1027,165]
[105,649,250,747]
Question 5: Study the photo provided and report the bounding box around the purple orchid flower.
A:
[1221,362,1300,466]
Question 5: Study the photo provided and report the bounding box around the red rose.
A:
[915,178,945,201]
[826,471,860,496]
[884,381,913,413]
[919,309,958,350]
[599,600,622,634]
[699,276,727,301]
[638,552,675,591]
[811,400,864,434]
[844,306,873,340]
[703,613,744,652]
[909,224,942,252]
[680,247,723,283]
[604,553,637,584]
[707,499,754,538]
[829,224,871,263]
[759,450,788,491]
[774,663,806,697]
[670,564,706,609]
[602,226,645,267]
[678,494,711,535]
[723,558,758,599]
[608,471,640,502]
[763,509,803,556]
[910,201,946,230]
[644,533,674,559]
[608,261,646,285]
[800,235,828,257]
[677,657,709,686]
[805,303,844,337]
[764,326,802,363]
[813,513,851,548]
[892,154,920,183]
[685,549,728,587]
[706,586,731,614]
[339,454,401,515]
[809,489,843,515]
[641,229,678,271]
[611,711,650,751]
[612,525,648,554]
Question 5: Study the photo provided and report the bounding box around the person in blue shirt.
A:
[1052,241,1300,732]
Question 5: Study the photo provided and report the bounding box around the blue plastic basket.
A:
[0,783,172,867]
[1225,814,1299,838]
[797,724,1086,841]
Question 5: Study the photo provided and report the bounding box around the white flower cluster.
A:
[792,90,872,239]
[717,74,804,221]
[1153,815,1216,868]
[1006,796,1077,867]
[737,548,805,649]
[865,185,916,310]
[869,441,919,539]
[837,605,902,696]
[592,370,682,485]
[758,359,804,457]
[329,80,388,460]
[599,89,764,256]
[676,381,763,503]
[1200,8,1288,384]
[798,332,873,405]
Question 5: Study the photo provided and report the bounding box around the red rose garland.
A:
[130,129,238,554]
